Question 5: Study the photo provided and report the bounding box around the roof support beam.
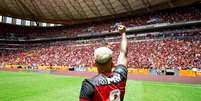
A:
[45,0,61,19]
[91,0,102,16]
[124,0,133,11]
[31,0,45,20]
[12,18,16,24]
[68,0,85,18]
[99,0,114,15]
[107,0,117,15]
[15,0,27,18]
[146,0,152,8]
[168,0,175,8]
[52,0,71,19]
[76,0,88,18]
[61,0,75,19]
[0,0,13,16]
[2,16,7,23]
[141,0,152,11]
[117,0,132,12]
[83,0,99,17]
[39,0,58,19]
[17,0,36,19]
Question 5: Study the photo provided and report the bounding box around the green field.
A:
[0,71,201,101]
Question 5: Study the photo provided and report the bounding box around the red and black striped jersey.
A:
[80,65,128,101]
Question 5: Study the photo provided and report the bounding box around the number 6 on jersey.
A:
[109,89,120,101]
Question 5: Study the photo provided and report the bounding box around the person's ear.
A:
[93,63,97,67]
[112,62,114,67]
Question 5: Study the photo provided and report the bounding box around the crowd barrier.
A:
[196,72,201,76]
[3,64,68,71]
[127,68,149,75]
[37,66,68,71]
[179,70,196,77]
[4,64,27,69]
[2,65,201,77]
[87,67,98,73]
[179,70,201,77]
[86,67,149,75]
[86,67,201,77]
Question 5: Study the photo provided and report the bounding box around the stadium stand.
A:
[0,4,200,75]
[0,5,201,39]
[0,29,200,70]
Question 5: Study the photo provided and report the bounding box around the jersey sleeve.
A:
[80,79,94,101]
[113,64,128,80]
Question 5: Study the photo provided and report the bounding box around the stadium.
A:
[0,0,201,101]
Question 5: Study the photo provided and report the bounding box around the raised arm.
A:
[117,25,128,67]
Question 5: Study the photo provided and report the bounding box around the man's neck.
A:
[99,70,112,76]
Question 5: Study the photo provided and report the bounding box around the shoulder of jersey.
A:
[87,73,123,86]
[87,74,108,86]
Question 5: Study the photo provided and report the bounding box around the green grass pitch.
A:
[0,71,201,101]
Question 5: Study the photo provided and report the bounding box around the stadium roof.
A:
[0,0,199,25]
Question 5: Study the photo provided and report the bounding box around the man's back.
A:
[80,25,128,101]
[80,65,128,101]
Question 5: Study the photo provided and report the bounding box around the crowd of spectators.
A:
[0,5,201,70]
[0,5,201,39]
[0,30,200,70]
